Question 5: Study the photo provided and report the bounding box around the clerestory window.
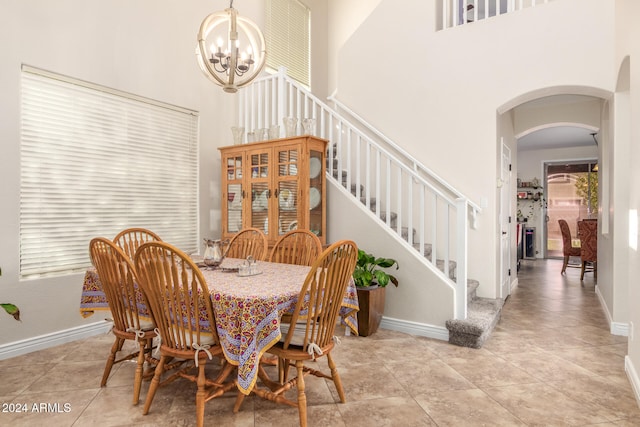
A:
[265,0,311,88]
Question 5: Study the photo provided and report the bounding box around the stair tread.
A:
[445,296,503,349]
[445,299,502,336]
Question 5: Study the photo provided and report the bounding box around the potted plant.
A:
[353,249,398,336]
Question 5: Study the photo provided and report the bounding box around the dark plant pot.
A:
[356,285,386,337]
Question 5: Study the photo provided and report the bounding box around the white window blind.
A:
[266,0,311,87]
[20,66,199,279]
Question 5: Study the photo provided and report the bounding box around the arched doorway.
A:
[496,87,610,298]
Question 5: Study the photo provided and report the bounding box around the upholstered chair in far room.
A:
[578,219,598,281]
[134,241,236,427]
[238,240,358,427]
[558,219,582,274]
[113,227,162,260]
[225,227,268,261]
[268,229,322,266]
[88,237,157,405]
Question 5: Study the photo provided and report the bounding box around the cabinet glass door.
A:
[308,149,323,238]
[248,150,270,234]
[227,183,242,232]
[225,155,243,233]
[276,147,299,235]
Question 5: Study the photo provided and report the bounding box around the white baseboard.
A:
[595,284,629,336]
[626,356,640,405]
[380,316,449,341]
[0,321,112,360]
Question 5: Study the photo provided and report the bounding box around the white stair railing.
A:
[238,67,481,320]
[440,0,554,30]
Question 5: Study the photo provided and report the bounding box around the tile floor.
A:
[2,259,640,426]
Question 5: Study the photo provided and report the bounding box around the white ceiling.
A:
[518,126,598,151]
[515,94,600,152]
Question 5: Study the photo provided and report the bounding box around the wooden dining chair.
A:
[225,227,268,261]
[113,227,162,260]
[268,229,322,266]
[558,219,581,274]
[134,241,236,427]
[88,237,157,405]
[243,240,358,427]
[578,220,598,281]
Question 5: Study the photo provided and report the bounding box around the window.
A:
[265,0,311,87]
[20,66,199,278]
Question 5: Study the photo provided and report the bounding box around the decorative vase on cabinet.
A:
[219,135,327,247]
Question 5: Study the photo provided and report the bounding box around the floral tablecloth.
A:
[79,258,359,395]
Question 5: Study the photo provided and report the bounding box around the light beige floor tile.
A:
[484,382,612,425]
[255,403,346,427]
[546,374,640,421]
[337,396,437,426]
[551,345,627,376]
[482,329,542,354]
[414,388,527,426]
[25,360,108,393]
[500,347,597,382]
[325,363,409,401]
[387,358,476,396]
[443,353,540,388]
[0,363,53,396]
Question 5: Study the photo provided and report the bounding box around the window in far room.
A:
[265,0,311,88]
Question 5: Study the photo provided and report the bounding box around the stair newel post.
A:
[455,197,468,320]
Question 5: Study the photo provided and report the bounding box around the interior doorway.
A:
[545,161,598,258]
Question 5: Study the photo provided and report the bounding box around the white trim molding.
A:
[596,285,629,336]
[626,356,640,404]
[0,321,112,360]
[380,316,449,341]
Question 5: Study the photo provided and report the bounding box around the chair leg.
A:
[295,360,307,427]
[327,353,346,403]
[142,355,166,415]
[561,256,569,274]
[132,339,148,405]
[279,357,290,384]
[580,261,586,280]
[233,393,246,413]
[101,337,123,387]
[196,363,206,427]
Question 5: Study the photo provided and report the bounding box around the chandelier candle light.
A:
[196,0,266,93]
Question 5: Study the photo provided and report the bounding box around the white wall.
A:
[329,0,616,301]
[327,181,454,333]
[0,0,264,347]
[325,0,381,95]
[615,0,640,392]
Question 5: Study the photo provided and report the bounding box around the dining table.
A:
[79,257,360,395]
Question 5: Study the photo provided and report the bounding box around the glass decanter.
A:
[203,238,228,268]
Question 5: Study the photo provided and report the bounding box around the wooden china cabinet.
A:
[219,135,327,247]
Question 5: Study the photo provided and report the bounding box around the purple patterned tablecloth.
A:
[79,258,359,395]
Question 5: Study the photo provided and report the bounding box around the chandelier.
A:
[196,1,266,93]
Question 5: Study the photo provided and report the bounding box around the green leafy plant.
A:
[353,249,399,288]
[575,173,598,214]
[1,303,21,321]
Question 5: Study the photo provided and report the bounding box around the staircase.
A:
[330,151,502,348]
[238,67,502,347]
